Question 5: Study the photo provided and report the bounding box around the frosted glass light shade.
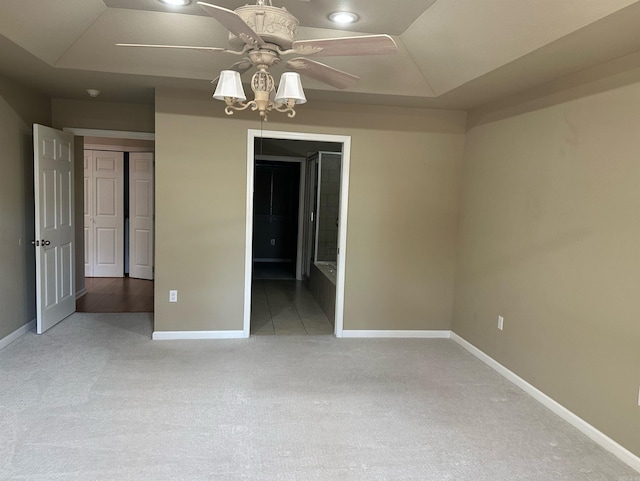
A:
[213,70,246,101]
[160,0,190,6]
[275,72,307,105]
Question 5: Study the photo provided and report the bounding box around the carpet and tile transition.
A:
[0,313,637,480]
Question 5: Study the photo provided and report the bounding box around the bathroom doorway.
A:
[244,130,352,337]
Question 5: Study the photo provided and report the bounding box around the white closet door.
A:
[129,153,154,280]
[83,152,93,277]
[92,151,124,277]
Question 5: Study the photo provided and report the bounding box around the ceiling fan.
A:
[118,0,398,119]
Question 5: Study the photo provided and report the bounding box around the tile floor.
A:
[253,261,296,279]
[250,279,334,335]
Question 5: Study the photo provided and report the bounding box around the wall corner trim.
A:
[450,332,640,473]
[152,330,248,340]
[0,319,36,350]
[340,330,452,339]
[76,288,88,300]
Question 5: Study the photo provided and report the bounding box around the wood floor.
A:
[76,277,154,313]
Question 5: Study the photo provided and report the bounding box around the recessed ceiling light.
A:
[329,11,359,24]
[159,0,190,6]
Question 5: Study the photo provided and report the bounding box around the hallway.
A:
[251,280,334,335]
[76,277,154,313]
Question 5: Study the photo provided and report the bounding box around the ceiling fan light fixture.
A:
[213,68,306,120]
[213,70,246,101]
[275,72,306,106]
[117,0,397,119]
[159,0,190,7]
[328,11,359,25]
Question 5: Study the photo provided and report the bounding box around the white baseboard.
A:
[341,330,452,339]
[152,330,248,340]
[450,332,640,473]
[76,288,88,300]
[0,319,36,350]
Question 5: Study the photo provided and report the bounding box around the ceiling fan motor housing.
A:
[231,5,299,49]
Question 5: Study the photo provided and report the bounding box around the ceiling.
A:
[2,0,640,110]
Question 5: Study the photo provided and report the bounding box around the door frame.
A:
[64,128,155,298]
[244,130,351,338]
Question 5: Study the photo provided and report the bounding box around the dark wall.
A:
[253,161,300,261]
[254,138,341,157]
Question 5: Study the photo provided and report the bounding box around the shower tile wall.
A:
[317,154,341,262]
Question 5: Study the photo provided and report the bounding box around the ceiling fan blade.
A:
[116,43,228,53]
[286,58,359,90]
[197,1,264,47]
[291,34,397,57]
[212,60,254,84]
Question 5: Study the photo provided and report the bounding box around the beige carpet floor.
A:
[0,313,637,480]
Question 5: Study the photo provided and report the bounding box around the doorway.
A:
[69,130,156,313]
[252,157,302,280]
[83,146,154,280]
[244,130,352,337]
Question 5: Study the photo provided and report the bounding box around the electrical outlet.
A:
[270,238,276,246]
[169,290,178,303]
[497,315,504,331]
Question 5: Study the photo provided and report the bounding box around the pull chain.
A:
[260,117,264,156]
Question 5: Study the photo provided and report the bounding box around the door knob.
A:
[42,240,51,246]
[31,240,40,246]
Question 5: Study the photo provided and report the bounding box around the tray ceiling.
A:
[1,0,640,109]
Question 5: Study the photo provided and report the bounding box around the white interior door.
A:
[129,152,154,280]
[83,151,93,276]
[33,124,75,334]
[90,151,124,277]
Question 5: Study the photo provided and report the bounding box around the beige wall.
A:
[0,74,51,340]
[454,81,640,456]
[154,87,466,332]
[52,99,154,133]
[84,136,155,150]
